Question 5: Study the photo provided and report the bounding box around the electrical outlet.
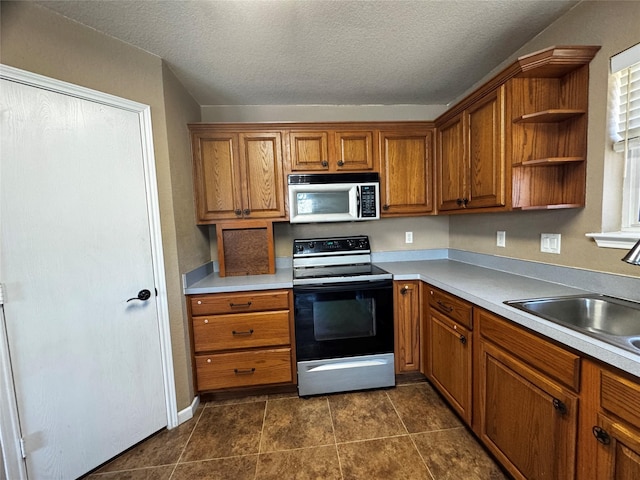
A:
[540,233,561,254]
[496,231,506,247]
[405,231,413,244]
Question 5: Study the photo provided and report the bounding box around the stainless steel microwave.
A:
[287,173,380,223]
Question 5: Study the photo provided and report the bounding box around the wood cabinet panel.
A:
[190,128,286,223]
[465,89,505,209]
[190,290,290,316]
[334,131,374,170]
[596,414,640,480]
[480,340,578,480]
[379,129,433,215]
[600,370,640,427]
[195,348,293,390]
[436,114,465,211]
[289,131,329,171]
[239,133,285,217]
[192,310,290,352]
[429,309,472,423]
[477,308,580,392]
[394,281,421,373]
[427,287,472,329]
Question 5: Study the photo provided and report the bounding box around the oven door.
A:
[293,279,393,362]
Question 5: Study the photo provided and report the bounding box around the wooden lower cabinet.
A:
[592,367,640,479]
[480,340,579,479]
[187,289,296,393]
[478,308,580,480]
[425,285,473,424]
[394,281,421,373]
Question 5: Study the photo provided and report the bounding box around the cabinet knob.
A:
[321,161,329,167]
[243,208,250,216]
[337,160,344,166]
[463,198,469,206]
[203,319,209,324]
[206,358,212,363]
[459,334,467,344]
[234,209,242,216]
[400,285,410,295]
[456,198,463,206]
[552,398,568,415]
[592,426,611,445]
[382,204,390,211]
[197,300,202,305]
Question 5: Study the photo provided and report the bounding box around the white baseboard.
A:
[177,396,200,425]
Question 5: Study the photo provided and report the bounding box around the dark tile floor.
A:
[87,380,508,480]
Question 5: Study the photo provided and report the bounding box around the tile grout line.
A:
[325,396,345,480]
[167,401,208,480]
[385,389,437,480]
[253,397,270,479]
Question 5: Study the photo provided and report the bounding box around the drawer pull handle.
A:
[234,368,256,375]
[229,301,252,308]
[459,334,467,345]
[592,426,611,445]
[437,300,453,312]
[232,329,254,336]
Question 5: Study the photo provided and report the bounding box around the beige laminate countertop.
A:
[183,257,640,378]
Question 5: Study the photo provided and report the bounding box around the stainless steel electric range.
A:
[292,235,395,396]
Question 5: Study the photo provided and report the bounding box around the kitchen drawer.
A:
[192,310,290,352]
[195,348,292,390]
[427,286,473,329]
[600,368,640,428]
[477,308,581,392]
[190,289,290,316]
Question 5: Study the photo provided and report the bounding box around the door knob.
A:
[127,289,152,302]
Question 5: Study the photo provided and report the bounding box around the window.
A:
[612,53,640,231]
[588,43,640,249]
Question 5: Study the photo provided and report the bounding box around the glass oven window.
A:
[313,298,376,341]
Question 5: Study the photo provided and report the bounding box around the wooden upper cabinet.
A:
[436,45,599,213]
[437,114,465,211]
[379,127,434,216]
[289,128,374,172]
[437,87,505,212]
[190,128,286,223]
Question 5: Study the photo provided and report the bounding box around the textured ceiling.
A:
[35,0,579,106]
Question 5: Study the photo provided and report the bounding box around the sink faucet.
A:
[622,239,640,265]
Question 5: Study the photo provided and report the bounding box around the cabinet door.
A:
[428,309,472,424]
[436,114,465,211]
[191,132,243,222]
[394,281,421,373]
[465,88,505,209]
[379,129,433,215]
[480,340,578,480]
[334,130,375,170]
[595,414,640,480]
[289,131,330,171]
[238,132,286,219]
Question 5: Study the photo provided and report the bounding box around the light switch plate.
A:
[541,233,561,254]
[496,231,506,247]
[405,231,413,244]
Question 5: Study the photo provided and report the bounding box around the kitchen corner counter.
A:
[378,258,640,378]
[183,267,293,294]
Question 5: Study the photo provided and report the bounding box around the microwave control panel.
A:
[360,185,377,217]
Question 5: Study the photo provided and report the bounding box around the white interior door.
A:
[0,76,168,479]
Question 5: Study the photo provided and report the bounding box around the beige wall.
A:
[0,1,209,410]
[449,0,640,277]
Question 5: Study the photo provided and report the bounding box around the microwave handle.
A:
[356,185,361,218]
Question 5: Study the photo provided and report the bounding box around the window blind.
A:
[614,63,640,152]
[612,43,640,152]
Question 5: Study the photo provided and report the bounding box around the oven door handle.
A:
[294,280,391,294]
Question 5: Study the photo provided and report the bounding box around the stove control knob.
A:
[346,239,356,248]
[308,242,316,249]
[295,244,304,253]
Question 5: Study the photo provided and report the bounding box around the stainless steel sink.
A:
[504,294,640,354]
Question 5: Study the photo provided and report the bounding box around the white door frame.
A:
[0,64,178,479]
